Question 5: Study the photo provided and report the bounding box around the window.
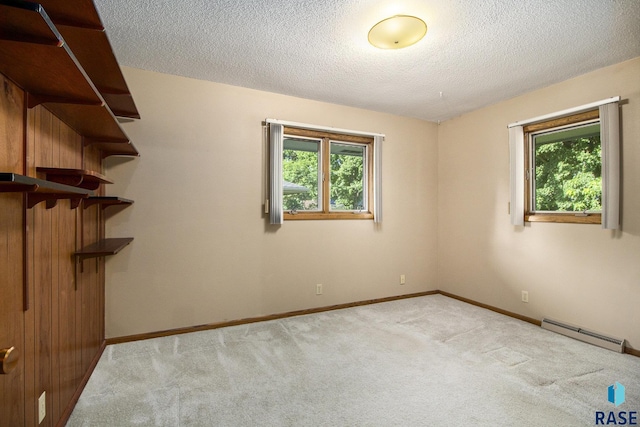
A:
[508,97,620,229]
[282,127,373,220]
[268,120,383,224]
[524,110,602,224]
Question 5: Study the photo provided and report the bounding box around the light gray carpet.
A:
[66,295,640,426]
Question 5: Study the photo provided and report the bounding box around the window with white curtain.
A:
[268,120,383,224]
[509,98,620,229]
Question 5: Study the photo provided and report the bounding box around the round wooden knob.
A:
[0,346,19,374]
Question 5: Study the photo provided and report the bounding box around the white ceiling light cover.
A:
[368,15,427,49]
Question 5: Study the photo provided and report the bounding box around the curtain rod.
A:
[265,118,385,138]
[507,96,620,128]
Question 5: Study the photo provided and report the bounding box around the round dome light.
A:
[368,15,427,49]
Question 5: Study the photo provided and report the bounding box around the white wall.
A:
[438,57,640,350]
[105,67,439,338]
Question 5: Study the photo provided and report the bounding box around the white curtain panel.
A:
[373,135,383,223]
[508,126,525,226]
[600,102,620,230]
[269,124,284,225]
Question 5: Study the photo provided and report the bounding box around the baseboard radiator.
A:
[541,318,625,353]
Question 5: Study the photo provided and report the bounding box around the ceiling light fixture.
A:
[368,15,427,49]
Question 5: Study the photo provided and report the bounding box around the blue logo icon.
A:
[608,382,626,407]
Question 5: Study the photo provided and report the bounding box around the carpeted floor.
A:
[66,295,640,426]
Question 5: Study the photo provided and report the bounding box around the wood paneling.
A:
[33,105,55,427]
[0,73,25,427]
[57,125,81,420]
[2,75,107,426]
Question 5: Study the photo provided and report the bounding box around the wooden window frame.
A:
[523,109,601,224]
[283,127,374,220]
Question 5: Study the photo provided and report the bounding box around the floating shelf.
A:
[37,0,140,119]
[84,196,133,210]
[85,139,139,158]
[0,1,138,156]
[36,167,112,190]
[0,172,92,209]
[74,237,133,262]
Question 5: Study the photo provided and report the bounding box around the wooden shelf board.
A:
[0,2,131,142]
[37,167,112,190]
[44,102,130,142]
[74,237,133,261]
[35,0,104,30]
[55,23,140,119]
[0,172,91,195]
[84,196,134,209]
[85,140,140,158]
[0,172,92,209]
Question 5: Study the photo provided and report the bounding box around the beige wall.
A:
[105,67,439,338]
[107,58,640,350]
[438,57,640,350]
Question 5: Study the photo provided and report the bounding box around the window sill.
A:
[284,212,374,220]
[525,213,601,224]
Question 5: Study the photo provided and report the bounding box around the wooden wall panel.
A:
[82,222,101,367]
[32,106,54,427]
[1,71,114,426]
[80,146,105,377]
[0,73,26,427]
[23,102,36,427]
[57,125,82,420]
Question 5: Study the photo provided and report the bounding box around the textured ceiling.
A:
[93,0,640,122]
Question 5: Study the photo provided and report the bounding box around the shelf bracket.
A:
[70,198,83,209]
[27,194,87,209]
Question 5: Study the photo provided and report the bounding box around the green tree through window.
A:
[330,143,365,210]
[533,123,601,212]
[281,129,373,219]
[283,140,319,211]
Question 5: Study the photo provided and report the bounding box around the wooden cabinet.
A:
[0,1,138,425]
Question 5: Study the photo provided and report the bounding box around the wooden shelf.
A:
[36,167,112,190]
[0,172,92,209]
[0,1,138,156]
[36,0,140,119]
[84,196,133,210]
[85,139,139,158]
[74,238,133,261]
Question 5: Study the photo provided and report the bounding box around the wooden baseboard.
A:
[106,290,639,360]
[437,291,542,326]
[56,340,107,427]
[624,347,640,357]
[106,291,440,345]
[439,291,640,358]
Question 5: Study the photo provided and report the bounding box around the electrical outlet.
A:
[316,284,322,295]
[400,274,406,285]
[521,291,529,303]
[38,391,46,424]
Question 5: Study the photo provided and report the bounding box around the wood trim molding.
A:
[525,213,601,224]
[106,290,639,360]
[106,291,439,345]
[284,126,373,144]
[523,109,599,133]
[625,347,640,357]
[437,291,541,326]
